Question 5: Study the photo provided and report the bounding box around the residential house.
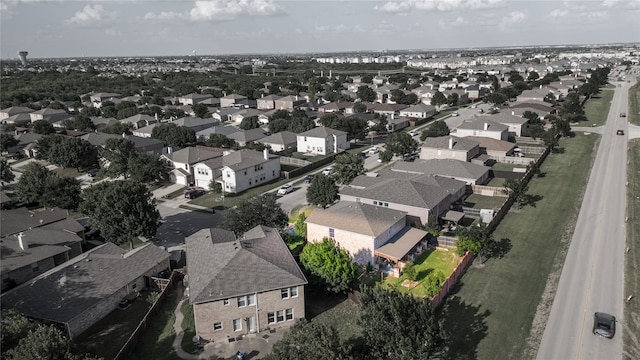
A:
[411,86,437,103]
[367,103,408,118]
[81,133,164,154]
[90,116,119,128]
[171,117,220,133]
[2,113,32,126]
[256,95,280,110]
[120,114,158,130]
[219,149,281,194]
[486,112,530,137]
[178,93,214,106]
[420,135,481,162]
[399,103,438,119]
[29,108,70,125]
[8,132,42,158]
[213,107,243,123]
[509,100,554,116]
[465,136,518,158]
[386,116,411,132]
[441,89,469,104]
[305,202,429,273]
[517,88,555,102]
[87,92,122,108]
[339,173,467,224]
[196,125,240,143]
[132,123,160,138]
[162,146,224,186]
[384,158,490,185]
[463,84,485,101]
[1,242,170,338]
[274,96,305,110]
[226,128,268,147]
[185,226,307,342]
[317,102,352,113]
[0,106,34,122]
[229,109,263,125]
[256,131,298,152]
[1,207,85,292]
[455,118,509,141]
[296,127,349,155]
[220,94,248,108]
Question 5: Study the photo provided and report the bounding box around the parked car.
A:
[277,184,293,195]
[322,167,333,176]
[304,174,315,184]
[368,146,380,154]
[87,169,99,177]
[451,111,459,117]
[408,130,420,137]
[616,130,624,135]
[593,312,616,339]
[184,189,205,199]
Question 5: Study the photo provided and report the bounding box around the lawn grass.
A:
[179,300,200,355]
[439,132,599,360]
[307,295,362,343]
[188,177,289,208]
[52,166,84,178]
[623,140,640,359]
[584,87,614,126]
[129,290,179,360]
[464,193,507,210]
[384,249,461,298]
[629,82,640,126]
[76,295,153,359]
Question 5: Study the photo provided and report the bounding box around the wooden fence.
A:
[470,184,508,197]
[434,235,458,247]
[114,270,183,360]
[430,251,474,308]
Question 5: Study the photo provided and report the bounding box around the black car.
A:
[593,312,616,339]
[305,174,315,184]
[184,189,205,199]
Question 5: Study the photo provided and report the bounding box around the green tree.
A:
[205,133,234,148]
[0,309,37,352]
[402,261,417,281]
[379,149,393,162]
[447,92,459,106]
[220,193,288,235]
[151,123,196,147]
[41,175,81,211]
[430,91,447,108]
[353,102,367,113]
[191,103,209,118]
[306,174,338,209]
[128,152,168,183]
[100,122,133,135]
[266,320,349,360]
[358,286,444,359]
[1,133,19,152]
[332,152,365,185]
[423,270,447,297]
[16,162,51,204]
[356,85,376,102]
[300,237,359,294]
[62,115,95,132]
[527,71,540,81]
[386,131,418,158]
[101,137,136,178]
[47,136,96,171]
[294,212,307,237]
[484,92,507,107]
[420,121,450,140]
[239,116,260,130]
[80,180,161,248]
[503,178,529,208]
[1,157,15,184]
[31,119,55,134]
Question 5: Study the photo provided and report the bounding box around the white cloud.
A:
[499,11,526,29]
[438,15,468,28]
[549,9,569,17]
[64,4,116,27]
[144,0,284,22]
[314,23,366,34]
[375,0,506,13]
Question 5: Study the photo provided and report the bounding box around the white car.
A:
[451,111,459,117]
[368,147,380,154]
[409,130,420,137]
[277,184,293,195]
[322,167,332,176]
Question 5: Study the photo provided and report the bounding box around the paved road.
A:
[536,73,635,359]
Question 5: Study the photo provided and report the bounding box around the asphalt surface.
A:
[536,73,636,359]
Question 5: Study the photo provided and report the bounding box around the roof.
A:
[221,93,248,100]
[465,136,517,152]
[1,227,82,273]
[421,135,479,151]
[341,174,466,210]
[374,227,428,261]
[298,126,347,138]
[164,146,222,165]
[226,128,267,143]
[387,158,490,180]
[400,103,437,113]
[171,117,218,129]
[120,114,156,124]
[221,149,279,171]
[185,226,307,304]
[1,243,170,324]
[0,207,69,237]
[457,118,509,132]
[196,125,240,138]
[305,202,407,237]
[258,131,298,146]
[0,106,34,116]
[485,112,529,125]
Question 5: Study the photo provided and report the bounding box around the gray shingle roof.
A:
[1,207,68,237]
[297,126,347,138]
[421,135,479,151]
[226,128,267,143]
[258,131,298,146]
[388,159,490,181]
[221,149,278,171]
[1,243,170,324]
[305,201,406,237]
[457,118,509,132]
[165,146,222,165]
[185,226,307,304]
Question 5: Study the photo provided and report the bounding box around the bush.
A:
[423,270,447,297]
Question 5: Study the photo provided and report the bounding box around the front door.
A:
[246,316,256,333]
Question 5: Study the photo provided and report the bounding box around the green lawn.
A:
[584,88,614,126]
[52,166,84,178]
[307,295,362,344]
[629,82,640,126]
[439,132,599,360]
[490,162,527,172]
[384,249,462,298]
[129,290,179,360]
[464,193,507,210]
[624,140,640,360]
[179,300,200,355]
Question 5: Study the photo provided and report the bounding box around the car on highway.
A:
[620,112,626,117]
[592,312,616,339]
[616,129,624,135]
[277,184,294,195]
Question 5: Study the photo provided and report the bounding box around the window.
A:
[213,322,222,331]
[233,319,242,331]
[281,288,289,299]
[223,299,229,306]
[237,296,246,307]
[248,294,256,306]
[267,312,275,324]
[290,287,298,298]
[285,308,294,321]
[304,137,307,141]
[281,287,298,299]
[276,310,284,322]
[329,228,335,238]
[373,201,378,205]
[384,203,389,207]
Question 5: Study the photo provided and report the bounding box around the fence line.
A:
[430,252,474,308]
[471,184,508,197]
[434,235,458,247]
[488,155,535,165]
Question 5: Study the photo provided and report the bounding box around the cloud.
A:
[438,15,468,28]
[144,0,285,22]
[499,11,526,29]
[64,4,116,27]
[314,23,365,34]
[549,9,569,17]
[375,0,506,13]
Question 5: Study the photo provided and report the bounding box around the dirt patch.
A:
[401,279,420,289]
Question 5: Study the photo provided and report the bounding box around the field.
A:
[384,249,461,298]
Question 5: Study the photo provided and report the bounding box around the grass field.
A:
[180,300,200,354]
[623,140,640,360]
[464,193,507,210]
[129,291,179,360]
[384,249,461,298]
[438,132,599,360]
[584,87,615,126]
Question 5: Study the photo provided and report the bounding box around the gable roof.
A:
[1,243,169,324]
[185,226,307,304]
[258,131,298,146]
[0,207,69,237]
[457,118,509,132]
[400,103,437,114]
[221,149,278,171]
[298,126,347,138]
[465,136,517,152]
[1,106,34,116]
[305,201,406,237]
[164,146,223,164]
[226,128,267,143]
[422,135,479,151]
[387,159,490,180]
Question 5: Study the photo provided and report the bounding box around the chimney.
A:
[18,232,28,251]
[263,148,269,160]
[449,137,453,149]
[484,122,489,131]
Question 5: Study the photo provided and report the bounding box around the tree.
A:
[47,136,96,171]
[447,92,459,106]
[527,71,540,81]
[386,131,418,158]
[423,270,447,297]
[41,175,81,210]
[128,152,168,183]
[455,223,495,262]
[1,309,37,352]
[294,212,307,237]
[484,92,507,107]
[420,121,450,140]
[318,113,341,128]
[332,152,365,185]
[1,157,15,184]
[379,149,393,162]
[80,180,161,247]
[191,103,209,118]
[356,85,376,102]
[266,320,349,360]
[205,133,234,148]
[306,174,338,209]
[339,116,368,141]
[16,162,51,204]
[358,286,444,360]
[220,193,288,235]
[430,91,447,108]
[100,122,133,135]
[239,116,260,130]
[101,137,136,178]
[300,237,359,294]
[1,133,19,152]
[503,178,529,208]
[353,102,367,113]
[62,115,95,132]
[31,119,55,134]
[151,123,195,147]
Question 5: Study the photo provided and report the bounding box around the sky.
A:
[1,0,639,59]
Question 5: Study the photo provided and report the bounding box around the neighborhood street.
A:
[536,75,635,359]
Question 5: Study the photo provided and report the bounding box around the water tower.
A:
[18,51,28,66]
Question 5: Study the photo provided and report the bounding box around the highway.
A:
[536,73,635,359]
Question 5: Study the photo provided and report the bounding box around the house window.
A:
[304,137,307,141]
[237,296,247,307]
[276,310,284,322]
[356,198,360,202]
[281,288,290,299]
[329,228,335,238]
[248,294,256,306]
[384,203,389,207]
[267,312,275,324]
[223,299,229,306]
[233,319,242,331]
[285,308,294,321]
[290,286,298,298]
[272,170,275,177]
[226,172,230,178]
[213,322,222,331]
[373,201,378,205]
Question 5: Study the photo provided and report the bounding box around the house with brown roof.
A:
[1,242,170,338]
[420,135,480,162]
[305,202,429,274]
[455,118,509,141]
[120,114,158,130]
[465,136,518,158]
[185,226,307,342]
